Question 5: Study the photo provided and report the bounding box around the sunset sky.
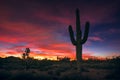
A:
[0,0,120,60]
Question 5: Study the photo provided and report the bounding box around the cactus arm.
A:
[68,25,76,45]
[81,22,90,44]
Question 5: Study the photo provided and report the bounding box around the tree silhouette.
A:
[22,48,30,59]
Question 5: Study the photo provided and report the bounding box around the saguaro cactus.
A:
[68,9,89,63]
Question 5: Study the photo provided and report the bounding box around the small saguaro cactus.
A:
[68,9,90,64]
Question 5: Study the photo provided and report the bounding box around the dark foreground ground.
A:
[0,56,120,80]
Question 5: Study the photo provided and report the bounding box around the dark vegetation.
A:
[0,56,120,80]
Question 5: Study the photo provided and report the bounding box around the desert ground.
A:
[0,56,119,80]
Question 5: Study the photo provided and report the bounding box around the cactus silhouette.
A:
[68,9,89,67]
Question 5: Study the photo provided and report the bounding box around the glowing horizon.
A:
[0,51,114,61]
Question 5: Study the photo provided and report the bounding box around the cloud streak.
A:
[89,36,103,42]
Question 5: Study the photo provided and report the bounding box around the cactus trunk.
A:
[76,9,82,61]
[76,44,82,61]
[68,8,89,71]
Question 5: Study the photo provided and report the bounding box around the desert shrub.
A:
[34,74,52,80]
[0,70,11,80]
[82,62,117,69]
[57,56,70,62]
[10,71,35,80]
[58,67,67,72]
[105,71,120,80]
[55,70,61,76]
[10,70,52,80]
[61,74,91,80]
[105,68,120,80]
[48,70,54,75]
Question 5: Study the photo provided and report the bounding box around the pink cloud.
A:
[89,36,103,42]
[108,28,120,33]
[0,21,58,44]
